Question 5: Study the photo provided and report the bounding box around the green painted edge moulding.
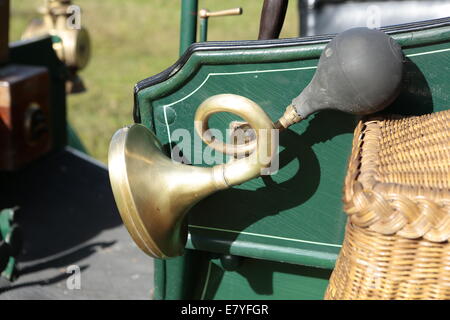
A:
[136,24,450,106]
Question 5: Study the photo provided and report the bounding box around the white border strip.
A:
[163,66,318,108]
[189,224,342,248]
[406,47,450,57]
[200,261,212,300]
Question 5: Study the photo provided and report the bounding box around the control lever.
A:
[199,7,243,42]
[258,0,288,40]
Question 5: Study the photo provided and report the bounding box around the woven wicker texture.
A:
[344,110,450,242]
[326,110,450,300]
[325,222,450,300]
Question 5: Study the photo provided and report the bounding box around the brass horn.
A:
[108,94,276,258]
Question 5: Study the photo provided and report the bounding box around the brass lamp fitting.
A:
[22,0,91,93]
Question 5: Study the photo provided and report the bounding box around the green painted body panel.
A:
[138,23,450,299]
[0,208,18,280]
[203,258,331,300]
[154,250,331,300]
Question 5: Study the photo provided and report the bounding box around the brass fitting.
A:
[22,0,91,71]
[274,105,303,130]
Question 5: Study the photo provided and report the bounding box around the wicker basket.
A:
[325,109,450,300]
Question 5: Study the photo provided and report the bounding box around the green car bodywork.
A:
[134,19,450,299]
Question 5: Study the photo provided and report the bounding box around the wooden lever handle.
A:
[199,7,242,19]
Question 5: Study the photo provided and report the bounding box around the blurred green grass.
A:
[10,0,299,162]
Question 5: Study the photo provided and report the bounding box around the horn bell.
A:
[108,124,224,258]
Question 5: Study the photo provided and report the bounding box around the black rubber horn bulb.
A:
[292,27,405,118]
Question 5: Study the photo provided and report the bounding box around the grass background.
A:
[10,0,300,162]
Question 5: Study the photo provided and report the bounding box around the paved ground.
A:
[0,148,154,300]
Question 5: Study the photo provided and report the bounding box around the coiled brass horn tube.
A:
[195,94,276,186]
